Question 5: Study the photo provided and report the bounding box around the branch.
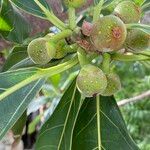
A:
[118,90,150,107]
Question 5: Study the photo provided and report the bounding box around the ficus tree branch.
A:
[117,90,150,107]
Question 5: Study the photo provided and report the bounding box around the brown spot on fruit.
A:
[112,27,122,39]
[90,15,127,52]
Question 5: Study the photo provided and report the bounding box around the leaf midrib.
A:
[96,96,101,150]
[57,87,77,149]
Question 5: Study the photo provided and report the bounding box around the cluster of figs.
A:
[27,0,150,97]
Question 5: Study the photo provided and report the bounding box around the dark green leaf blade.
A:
[0,68,45,140]
[11,110,27,139]
[72,96,139,150]
[10,0,50,18]
[0,0,30,43]
[36,79,82,150]
[141,2,150,13]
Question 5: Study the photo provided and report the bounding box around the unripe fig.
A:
[27,38,56,64]
[54,40,67,59]
[64,0,86,8]
[101,73,121,96]
[90,15,127,52]
[113,1,141,24]
[76,64,107,97]
[125,29,150,52]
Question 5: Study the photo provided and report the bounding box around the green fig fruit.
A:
[90,15,127,52]
[101,73,121,96]
[125,29,150,52]
[64,0,86,8]
[113,1,141,24]
[27,38,56,65]
[54,40,67,59]
[76,64,107,97]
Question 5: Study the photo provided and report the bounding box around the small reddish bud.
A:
[81,21,93,36]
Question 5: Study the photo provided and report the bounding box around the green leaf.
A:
[0,0,30,43]
[0,0,13,32]
[0,17,12,31]
[134,0,145,6]
[141,2,150,13]
[72,96,139,150]
[142,0,150,6]
[0,57,78,139]
[11,110,27,138]
[49,74,61,88]
[2,45,28,71]
[0,68,45,140]
[111,53,150,62]
[28,114,42,134]
[0,57,78,102]
[126,23,150,35]
[10,0,50,18]
[94,0,115,6]
[35,79,83,150]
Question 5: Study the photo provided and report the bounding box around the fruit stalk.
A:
[102,53,111,73]
[64,43,78,53]
[111,53,150,61]
[46,29,73,42]
[93,0,104,23]
[34,0,66,30]
[68,7,76,30]
[77,47,90,67]
[96,95,102,150]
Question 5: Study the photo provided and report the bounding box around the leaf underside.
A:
[0,68,45,139]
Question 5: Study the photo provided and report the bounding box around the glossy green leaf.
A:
[35,79,83,150]
[0,68,45,140]
[0,0,30,43]
[10,0,50,18]
[72,96,139,150]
